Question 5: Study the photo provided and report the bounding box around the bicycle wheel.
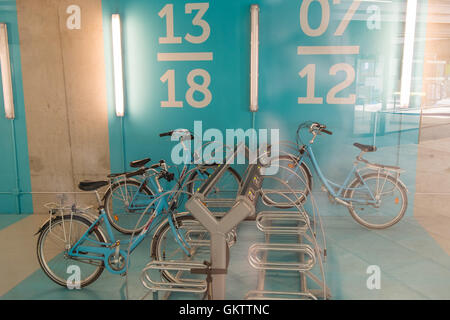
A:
[345,172,408,229]
[37,215,106,288]
[186,165,241,199]
[104,179,154,234]
[260,155,313,208]
[150,214,210,283]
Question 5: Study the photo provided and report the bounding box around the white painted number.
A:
[327,63,356,104]
[185,3,210,44]
[298,64,323,104]
[297,0,362,105]
[160,70,183,108]
[298,63,356,105]
[158,4,212,109]
[300,0,330,37]
[161,69,212,108]
[159,3,210,44]
[300,0,360,37]
[334,0,361,36]
[186,69,212,108]
[159,4,182,44]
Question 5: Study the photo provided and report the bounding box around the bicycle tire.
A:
[37,214,106,288]
[345,172,408,229]
[150,214,209,284]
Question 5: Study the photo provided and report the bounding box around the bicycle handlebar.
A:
[311,122,333,135]
[159,131,173,137]
[149,160,174,182]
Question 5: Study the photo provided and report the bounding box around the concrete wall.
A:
[16,0,110,213]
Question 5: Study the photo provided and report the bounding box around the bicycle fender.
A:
[34,218,54,236]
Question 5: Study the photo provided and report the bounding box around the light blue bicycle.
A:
[35,159,209,288]
[261,121,408,229]
[103,130,241,234]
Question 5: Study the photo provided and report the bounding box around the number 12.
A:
[298,63,356,105]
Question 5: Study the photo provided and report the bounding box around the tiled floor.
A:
[0,214,30,231]
[0,212,449,300]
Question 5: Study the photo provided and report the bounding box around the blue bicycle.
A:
[36,130,240,287]
[35,158,210,288]
[102,130,241,234]
[261,122,408,229]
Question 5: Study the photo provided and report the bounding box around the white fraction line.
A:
[157,52,213,61]
[297,46,360,55]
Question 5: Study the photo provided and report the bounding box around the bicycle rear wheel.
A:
[36,215,105,288]
[345,172,408,229]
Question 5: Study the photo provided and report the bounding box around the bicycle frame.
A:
[124,135,209,211]
[294,144,378,205]
[68,184,192,275]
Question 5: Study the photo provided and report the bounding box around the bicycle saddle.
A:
[78,180,109,191]
[353,143,377,153]
[130,158,151,168]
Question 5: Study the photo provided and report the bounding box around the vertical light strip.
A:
[400,0,417,108]
[250,4,259,112]
[112,14,124,117]
[0,23,14,119]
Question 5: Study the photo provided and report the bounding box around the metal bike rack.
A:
[245,290,317,300]
[184,143,263,300]
[139,143,261,300]
[248,243,316,271]
[256,211,309,235]
[245,160,330,300]
[141,260,208,294]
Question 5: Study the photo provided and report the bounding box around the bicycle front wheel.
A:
[37,215,105,288]
[150,214,210,284]
[104,179,154,234]
[345,172,408,229]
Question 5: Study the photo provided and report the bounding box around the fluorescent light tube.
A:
[112,14,125,117]
[250,4,259,112]
[0,23,14,119]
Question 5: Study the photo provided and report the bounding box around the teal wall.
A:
[0,0,32,214]
[102,0,428,216]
